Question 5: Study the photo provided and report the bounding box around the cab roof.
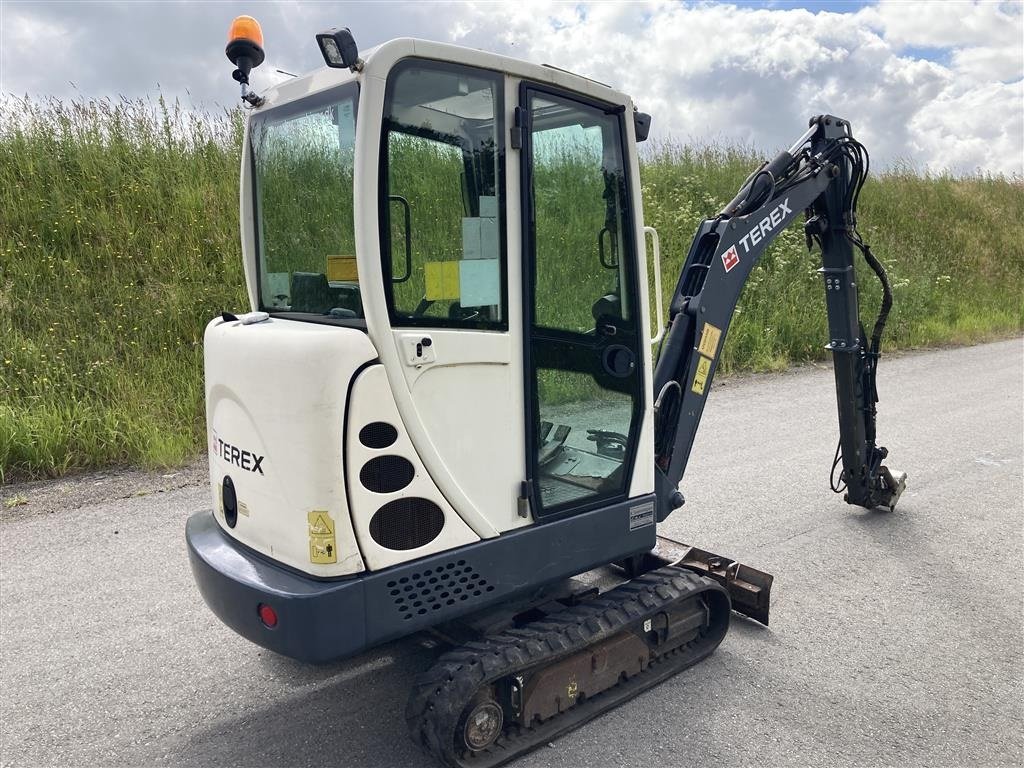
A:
[255,37,634,114]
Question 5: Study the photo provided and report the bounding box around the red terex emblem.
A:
[721,245,740,273]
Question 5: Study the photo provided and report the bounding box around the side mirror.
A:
[633,112,652,142]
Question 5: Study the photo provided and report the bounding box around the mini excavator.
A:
[187,17,907,767]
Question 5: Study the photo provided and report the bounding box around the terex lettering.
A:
[736,198,792,254]
[212,434,265,475]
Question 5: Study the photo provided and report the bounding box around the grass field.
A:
[1,97,1021,480]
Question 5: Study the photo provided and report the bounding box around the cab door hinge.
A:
[511,106,525,150]
[517,480,533,518]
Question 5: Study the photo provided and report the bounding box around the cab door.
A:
[377,59,526,536]
[520,85,645,518]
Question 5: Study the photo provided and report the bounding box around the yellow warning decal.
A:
[308,511,334,535]
[424,261,460,300]
[308,510,337,564]
[698,322,722,358]
[566,676,579,703]
[691,355,713,395]
[326,254,358,282]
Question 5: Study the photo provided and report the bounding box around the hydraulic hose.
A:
[721,149,794,217]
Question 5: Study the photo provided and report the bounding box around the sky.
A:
[1,0,1021,176]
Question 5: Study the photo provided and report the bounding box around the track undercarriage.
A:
[406,539,772,767]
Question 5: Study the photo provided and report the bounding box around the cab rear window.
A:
[251,84,362,321]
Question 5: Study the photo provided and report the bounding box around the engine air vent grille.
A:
[360,455,415,493]
[359,421,398,449]
[385,559,495,621]
[369,497,444,550]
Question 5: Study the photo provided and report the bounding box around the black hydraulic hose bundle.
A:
[841,138,893,363]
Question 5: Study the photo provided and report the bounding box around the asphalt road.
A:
[2,339,1022,768]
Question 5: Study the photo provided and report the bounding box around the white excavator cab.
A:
[204,36,658,582]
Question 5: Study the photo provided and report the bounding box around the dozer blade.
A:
[652,535,774,625]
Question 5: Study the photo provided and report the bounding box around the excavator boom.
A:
[652,115,906,519]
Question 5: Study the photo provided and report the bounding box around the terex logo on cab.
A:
[211,431,265,474]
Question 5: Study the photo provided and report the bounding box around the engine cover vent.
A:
[369,497,444,550]
[385,559,495,621]
[360,455,415,493]
[359,421,398,449]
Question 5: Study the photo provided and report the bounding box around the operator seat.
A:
[290,272,330,313]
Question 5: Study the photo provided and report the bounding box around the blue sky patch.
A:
[744,1,873,13]
[900,45,953,67]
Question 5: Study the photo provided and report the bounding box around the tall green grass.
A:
[1,97,1021,480]
[1,96,243,479]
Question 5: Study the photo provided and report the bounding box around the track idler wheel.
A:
[459,693,503,752]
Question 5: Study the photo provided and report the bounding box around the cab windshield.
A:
[251,84,362,320]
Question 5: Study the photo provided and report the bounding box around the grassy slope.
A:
[1,100,1021,479]
[1,98,243,477]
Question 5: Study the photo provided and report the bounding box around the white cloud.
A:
[1,0,1021,175]
[952,46,1023,84]
[911,79,1024,174]
[441,0,1023,176]
[860,0,1020,49]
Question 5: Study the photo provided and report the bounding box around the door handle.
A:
[389,195,412,283]
[403,335,436,366]
[602,345,635,377]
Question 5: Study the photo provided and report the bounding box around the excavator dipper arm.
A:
[652,115,907,520]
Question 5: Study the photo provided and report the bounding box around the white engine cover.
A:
[345,364,479,570]
[204,316,377,577]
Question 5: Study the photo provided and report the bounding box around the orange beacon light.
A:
[225,15,265,105]
[228,15,263,50]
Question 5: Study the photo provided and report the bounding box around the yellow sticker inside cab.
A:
[424,261,460,301]
[308,510,337,564]
[326,255,358,282]
[691,355,713,395]
[698,322,722,358]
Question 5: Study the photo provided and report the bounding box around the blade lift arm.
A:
[651,115,907,522]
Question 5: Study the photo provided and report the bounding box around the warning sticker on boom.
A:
[308,510,337,564]
[698,323,722,358]
[691,355,713,395]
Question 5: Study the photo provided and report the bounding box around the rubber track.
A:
[405,567,730,768]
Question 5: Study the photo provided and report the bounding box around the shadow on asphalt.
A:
[727,613,773,635]
[174,637,441,768]
[172,584,775,766]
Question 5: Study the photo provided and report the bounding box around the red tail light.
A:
[257,603,278,628]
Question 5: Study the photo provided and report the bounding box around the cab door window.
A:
[380,61,506,329]
[522,88,643,514]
